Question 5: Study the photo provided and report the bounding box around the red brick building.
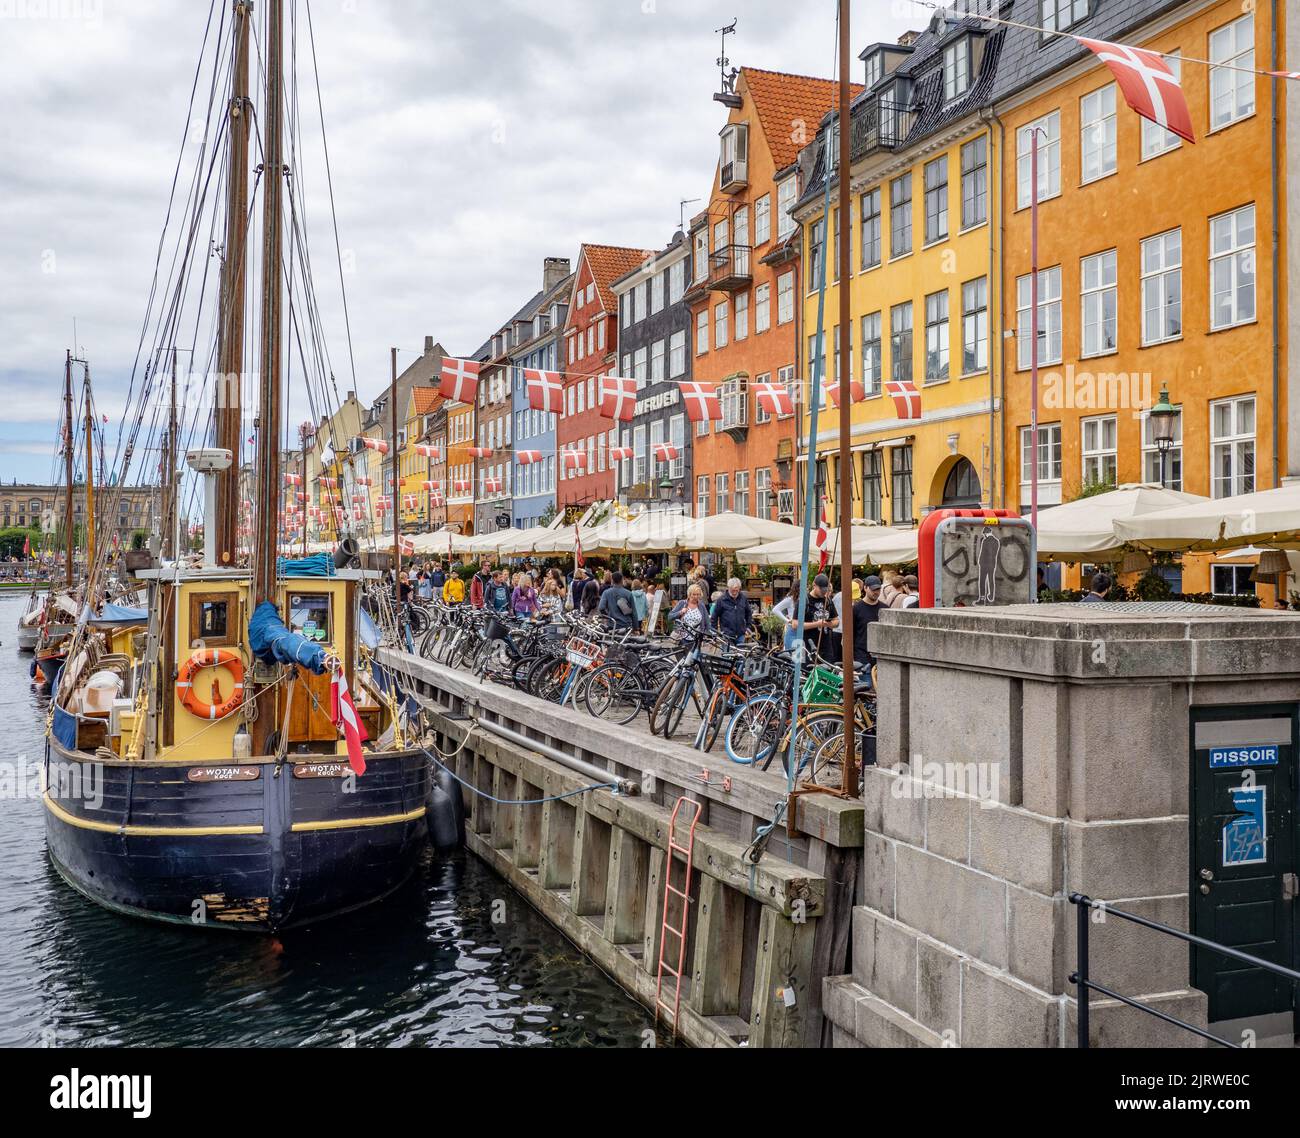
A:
[557,243,652,516]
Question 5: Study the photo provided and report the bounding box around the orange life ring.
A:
[176,649,246,721]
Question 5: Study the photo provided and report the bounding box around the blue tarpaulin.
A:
[92,603,149,625]
[248,601,328,675]
[52,703,78,750]
[275,554,336,578]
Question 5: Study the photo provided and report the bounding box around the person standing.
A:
[488,570,513,614]
[470,562,493,609]
[442,572,465,605]
[511,571,540,619]
[773,581,803,653]
[712,578,754,643]
[801,574,839,663]
[1080,572,1113,603]
[853,576,886,678]
[569,567,588,612]
[630,578,649,632]
[430,561,447,593]
[669,584,710,639]
[598,571,637,631]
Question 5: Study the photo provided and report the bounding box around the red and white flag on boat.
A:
[440,357,481,403]
[330,666,369,777]
[816,506,831,572]
[1075,36,1195,144]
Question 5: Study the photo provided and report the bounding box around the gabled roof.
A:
[579,244,654,314]
[411,387,442,417]
[741,67,862,171]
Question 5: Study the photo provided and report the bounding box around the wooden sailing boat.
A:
[43,0,430,932]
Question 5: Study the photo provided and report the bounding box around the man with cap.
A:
[801,574,840,663]
[853,575,886,679]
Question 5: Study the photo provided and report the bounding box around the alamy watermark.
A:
[0,0,103,25]
[4,758,104,810]
[890,754,1001,809]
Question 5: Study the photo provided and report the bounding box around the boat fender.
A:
[426,768,464,851]
[437,766,465,845]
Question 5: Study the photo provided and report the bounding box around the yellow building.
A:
[795,18,1007,532]
[397,387,443,533]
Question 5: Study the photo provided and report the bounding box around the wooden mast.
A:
[215,0,252,567]
[251,0,285,755]
[162,349,178,561]
[83,365,96,581]
[63,351,74,590]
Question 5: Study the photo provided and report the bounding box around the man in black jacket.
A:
[597,571,637,630]
[712,578,754,643]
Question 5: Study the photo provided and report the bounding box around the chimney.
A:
[424,335,434,354]
[897,30,921,47]
[543,257,571,294]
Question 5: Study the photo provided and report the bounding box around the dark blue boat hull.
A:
[44,742,430,932]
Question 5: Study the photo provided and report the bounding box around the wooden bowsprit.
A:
[654,796,703,1038]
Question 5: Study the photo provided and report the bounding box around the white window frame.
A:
[1016,110,1061,209]
[1141,405,1183,490]
[1080,84,1117,185]
[715,301,730,349]
[1210,395,1256,499]
[735,291,749,341]
[1019,423,1063,507]
[943,39,970,103]
[1209,204,1256,331]
[1209,13,1255,132]
[1080,249,1118,358]
[755,194,771,246]
[669,330,687,378]
[696,309,709,355]
[1080,415,1118,486]
[777,272,795,325]
[1016,265,1062,370]
[755,283,771,333]
[1141,228,1183,346]
[1141,51,1183,159]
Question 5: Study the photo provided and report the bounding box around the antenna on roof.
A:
[715,19,739,99]
[679,198,702,235]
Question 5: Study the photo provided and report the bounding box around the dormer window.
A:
[720,123,749,193]
[944,38,971,102]
[1041,0,1089,33]
[864,49,883,89]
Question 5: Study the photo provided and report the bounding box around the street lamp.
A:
[1150,386,1177,489]
[658,476,673,505]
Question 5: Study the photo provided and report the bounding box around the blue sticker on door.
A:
[1222,787,1268,868]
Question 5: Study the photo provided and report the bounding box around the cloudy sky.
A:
[0,0,916,485]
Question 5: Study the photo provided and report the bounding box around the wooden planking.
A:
[691,875,746,1017]
[749,906,818,1049]
[605,828,650,946]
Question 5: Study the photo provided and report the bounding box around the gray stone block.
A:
[926,788,971,863]
[851,908,918,1017]
[896,845,1009,969]
[853,987,945,1048]
[1006,884,1068,994]
[1074,895,1194,999]
[1063,990,1210,1048]
[970,802,1063,894]
[916,936,963,1039]
[1021,679,1069,817]
[862,833,896,919]
[960,957,1061,1048]
[1066,819,1188,898]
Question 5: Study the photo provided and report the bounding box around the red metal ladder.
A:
[655,796,703,1037]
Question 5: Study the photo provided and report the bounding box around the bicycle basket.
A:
[701,652,741,679]
[483,616,512,642]
[741,656,772,683]
[801,665,843,705]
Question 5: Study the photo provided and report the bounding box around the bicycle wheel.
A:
[808,727,868,794]
[785,710,849,780]
[659,671,694,741]
[726,695,786,766]
[509,652,538,691]
[649,671,687,738]
[584,664,644,726]
[533,659,572,703]
[700,685,732,753]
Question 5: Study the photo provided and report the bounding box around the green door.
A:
[1190,706,1297,1025]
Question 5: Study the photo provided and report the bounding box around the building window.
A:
[715,301,730,349]
[734,471,750,516]
[1141,51,1182,159]
[721,377,748,430]
[696,309,709,355]
[1081,415,1118,487]
[755,283,771,333]
[1211,396,1255,498]
[861,311,882,396]
[755,467,772,518]
[779,365,797,418]
[716,472,730,516]
[808,217,826,290]
[1080,84,1117,184]
[808,332,826,389]
[862,451,884,523]
[1141,229,1182,345]
[1080,249,1118,357]
[669,330,687,378]
[891,446,914,525]
[1016,110,1061,208]
[735,291,749,341]
[943,39,970,102]
[651,273,665,315]
[777,272,795,324]
[754,371,772,424]
[696,475,710,518]
[924,290,949,383]
[961,277,988,375]
[1016,266,1063,369]
[650,340,666,385]
[1209,204,1256,330]
[960,135,987,229]
[1020,424,1063,507]
[1212,564,1255,597]
[633,424,647,485]
[777,176,797,239]
[1141,405,1183,489]
[923,156,948,245]
[861,187,881,270]
[634,282,648,323]
[890,302,913,384]
[669,260,686,303]
[1041,0,1089,33]
[1209,13,1255,131]
[620,293,632,329]
[890,173,912,257]
[694,231,709,283]
[755,194,771,246]
[669,415,685,479]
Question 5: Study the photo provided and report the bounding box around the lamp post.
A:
[658,476,673,507]
[1150,386,1177,490]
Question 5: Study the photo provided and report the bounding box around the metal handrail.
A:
[1068,892,1300,1049]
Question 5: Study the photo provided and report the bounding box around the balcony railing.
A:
[850,98,915,158]
[708,244,753,292]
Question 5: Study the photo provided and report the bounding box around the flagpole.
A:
[1030,128,1041,533]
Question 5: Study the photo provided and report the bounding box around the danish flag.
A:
[827,379,867,409]
[352,492,367,503]
[319,476,339,489]
[453,479,472,494]
[653,444,680,464]
[422,480,442,493]
[355,477,372,488]
[525,369,564,414]
[755,382,794,418]
[377,497,393,512]
[1076,37,1195,144]
[467,447,494,460]
[430,495,445,509]
[886,379,923,421]
[357,437,389,455]
[516,451,543,466]
[680,381,722,424]
[284,473,303,487]
[484,477,505,494]
[415,444,441,460]
[440,357,481,403]
[816,505,831,572]
[599,375,637,422]
[403,494,419,510]
[608,446,634,464]
[563,450,588,473]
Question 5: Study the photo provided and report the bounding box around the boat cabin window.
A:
[190,592,237,648]
[288,594,332,643]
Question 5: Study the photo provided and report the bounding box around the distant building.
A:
[0,481,154,550]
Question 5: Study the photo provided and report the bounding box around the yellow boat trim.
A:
[44,794,265,838]
[291,806,427,833]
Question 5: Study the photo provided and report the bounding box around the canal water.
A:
[0,594,654,1048]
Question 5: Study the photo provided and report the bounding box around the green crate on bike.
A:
[801,665,843,706]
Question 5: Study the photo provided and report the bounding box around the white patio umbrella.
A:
[737,525,919,567]
[1111,483,1300,552]
[1034,483,1208,559]
[628,512,799,553]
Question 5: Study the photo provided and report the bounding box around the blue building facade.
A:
[510,258,573,530]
